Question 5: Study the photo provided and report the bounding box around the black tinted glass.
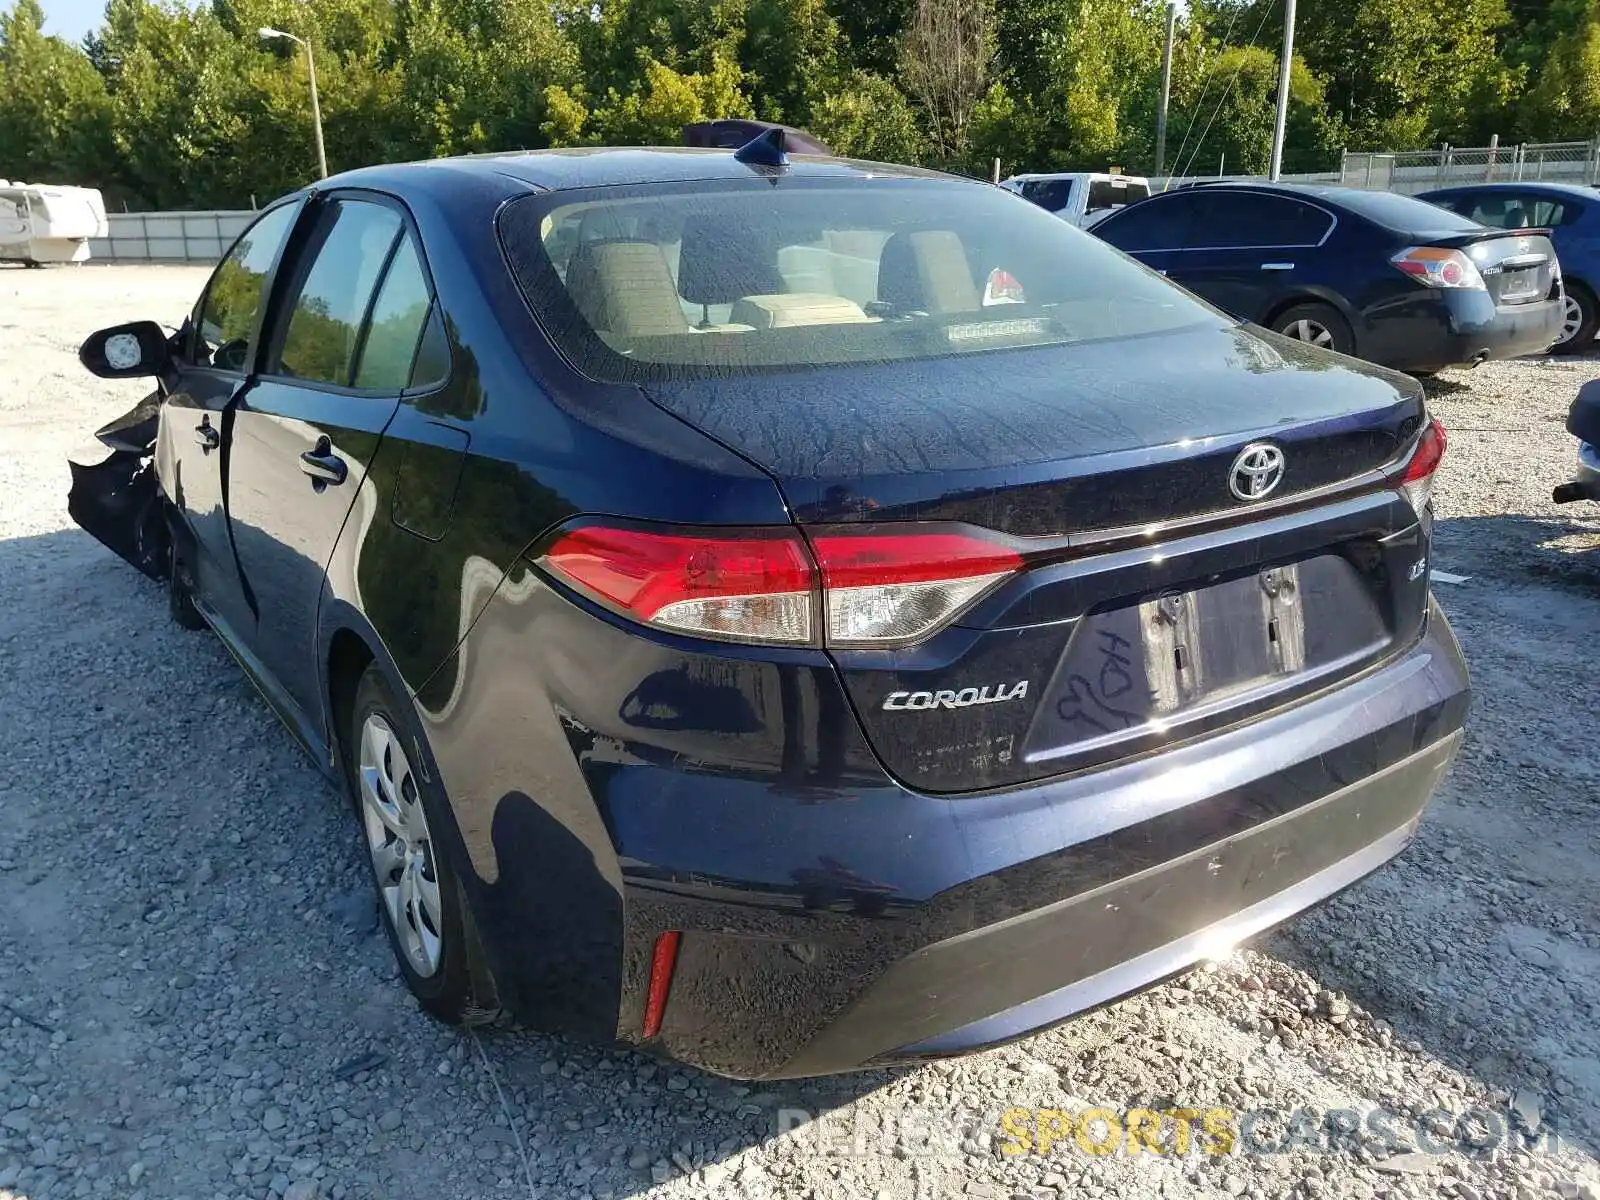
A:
[1195,193,1332,247]
[276,201,402,386]
[1093,195,1194,251]
[1086,179,1150,214]
[194,203,298,372]
[408,304,451,390]
[1020,180,1073,211]
[354,235,431,391]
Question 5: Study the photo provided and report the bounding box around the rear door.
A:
[225,193,433,727]
[158,200,302,642]
[1167,191,1336,321]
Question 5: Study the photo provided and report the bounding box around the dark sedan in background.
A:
[1420,181,1600,354]
[69,139,1469,1079]
[1092,181,1563,373]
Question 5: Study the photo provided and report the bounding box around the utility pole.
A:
[1268,0,1296,181]
[1155,2,1177,178]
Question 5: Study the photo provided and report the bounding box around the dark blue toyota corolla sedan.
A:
[70,137,1470,1078]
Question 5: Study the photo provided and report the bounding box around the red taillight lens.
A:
[1390,246,1486,290]
[810,530,1023,646]
[541,526,815,644]
[1396,417,1448,512]
[539,523,1024,647]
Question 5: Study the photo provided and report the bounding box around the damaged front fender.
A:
[67,391,170,581]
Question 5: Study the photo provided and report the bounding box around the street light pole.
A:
[1268,0,1297,182]
[259,27,328,179]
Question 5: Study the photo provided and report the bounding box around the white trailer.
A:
[0,181,109,265]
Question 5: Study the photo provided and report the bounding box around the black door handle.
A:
[299,436,347,487]
[195,418,219,451]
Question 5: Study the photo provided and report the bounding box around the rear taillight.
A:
[810,531,1022,646]
[541,526,815,644]
[1396,417,1448,513]
[1391,246,1486,291]
[538,523,1022,648]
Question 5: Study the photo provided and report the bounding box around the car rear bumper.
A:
[798,731,1458,1071]
[1362,292,1561,371]
[615,601,1469,1078]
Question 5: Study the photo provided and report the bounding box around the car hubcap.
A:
[1283,318,1335,349]
[1560,295,1584,345]
[358,713,443,977]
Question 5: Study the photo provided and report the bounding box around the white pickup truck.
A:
[999,172,1152,229]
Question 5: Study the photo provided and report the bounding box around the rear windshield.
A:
[1087,178,1150,214]
[498,178,1218,382]
[1330,189,1485,234]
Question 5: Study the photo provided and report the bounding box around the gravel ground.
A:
[2,263,1599,1200]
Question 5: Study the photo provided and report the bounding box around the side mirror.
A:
[79,320,171,379]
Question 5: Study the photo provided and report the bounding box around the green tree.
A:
[811,69,925,160]
[1205,0,1515,149]
[1514,0,1600,139]
[740,0,842,124]
[0,0,113,189]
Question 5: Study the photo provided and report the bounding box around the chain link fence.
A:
[1340,141,1600,194]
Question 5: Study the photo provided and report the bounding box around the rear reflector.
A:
[641,931,680,1040]
[539,523,1023,647]
[1396,417,1448,513]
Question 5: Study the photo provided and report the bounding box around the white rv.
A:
[0,181,108,265]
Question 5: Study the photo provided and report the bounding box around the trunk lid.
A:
[642,322,1422,533]
[643,322,1432,794]
[1429,228,1559,307]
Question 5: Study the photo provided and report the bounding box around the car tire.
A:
[347,665,501,1027]
[1552,283,1599,356]
[1271,302,1355,356]
[167,535,206,631]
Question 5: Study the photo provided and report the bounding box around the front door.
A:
[158,200,302,643]
[225,195,436,726]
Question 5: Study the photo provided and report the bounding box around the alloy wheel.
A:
[358,713,443,977]
[1282,318,1336,349]
[1559,295,1584,347]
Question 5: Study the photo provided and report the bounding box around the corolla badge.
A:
[1229,442,1286,501]
[882,681,1029,711]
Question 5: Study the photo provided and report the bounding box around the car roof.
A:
[323,146,955,198]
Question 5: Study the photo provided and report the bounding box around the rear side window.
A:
[1020,179,1073,212]
[1086,179,1150,215]
[1093,194,1196,251]
[274,200,402,386]
[1192,193,1333,248]
[353,235,433,391]
[499,178,1219,382]
[1533,197,1581,226]
[193,202,298,372]
[1458,192,1579,230]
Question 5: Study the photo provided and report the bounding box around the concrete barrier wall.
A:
[90,210,255,263]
